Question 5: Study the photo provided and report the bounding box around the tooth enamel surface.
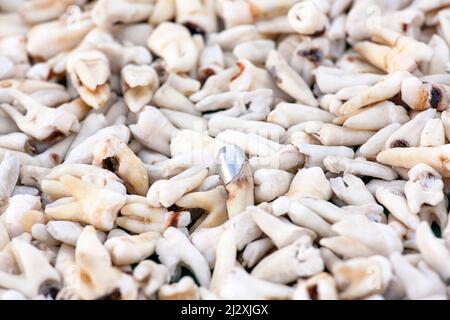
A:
[2,0,450,301]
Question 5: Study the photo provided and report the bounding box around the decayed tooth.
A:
[156,227,211,287]
[404,164,444,214]
[198,44,224,82]
[130,106,179,157]
[357,124,402,160]
[254,169,293,203]
[0,152,20,205]
[354,27,433,73]
[92,135,149,196]
[265,50,318,106]
[402,77,450,111]
[26,11,94,60]
[0,238,60,299]
[337,101,409,131]
[251,236,323,284]
[315,66,383,94]
[249,206,316,248]
[324,215,403,257]
[384,108,437,149]
[375,187,420,230]
[331,256,392,300]
[104,231,160,266]
[267,102,334,128]
[416,222,450,281]
[297,144,354,169]
[147,166,208,208]
[339,71,411,115]
[288,1,328,35]
[147,22,199,73]
[66,50,111,109]
[92,0,154,27]
[330,174,376,206]
[65,124,130,164]
[324,155,397,180]
[305,122,374,147]
[420,118,445,147]
[116,202,180,234]
[377,145,450,177]
[390,252,447,299]
[45,175,127,231]
[120,64,159,113]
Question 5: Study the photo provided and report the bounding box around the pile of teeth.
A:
[2,0,450,301]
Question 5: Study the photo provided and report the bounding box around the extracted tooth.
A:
[147,22,199,73]
[339,71,411,115]
[404,164,444,214]
[401,77,450,111]
[390,252,446,299]
[147,165,208,208]
[0,238,60,298]
[354,27,433,73]
[133,260,170,298]
[217,145,254,218]
[297,144,354,169]
[293,272,338,300]
[26,11,94,60]
[420,118,445,147]
[338,101,409,131]
[286,167,332,201]
[0,151,19,205]
[385,108,436,149]
[416,222,450,281]
[377,144,450,177]
[92,0,154,27]
[330,174,376,206]
[358,123,402,160]
[324,155,397,181]
[331,255,392,300]
[375,187,420,230]
[265,50,318,106]
[249,206,316,248]
[267,102,334,128]
[251,236,323,284]
[288,1,328,36]
[254,169,293,203]
[66,50,111,109]
[176,185,227,230]
[75,226,138,300]
[325,215,403,257]
[1,88,79,141]
[92,135,149,196]
[305,122,374,147]
[130,106,179,156]
[120,64,159,113]
[156,227,211,287]
[104,231,160,266]
[45,175,127,231]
